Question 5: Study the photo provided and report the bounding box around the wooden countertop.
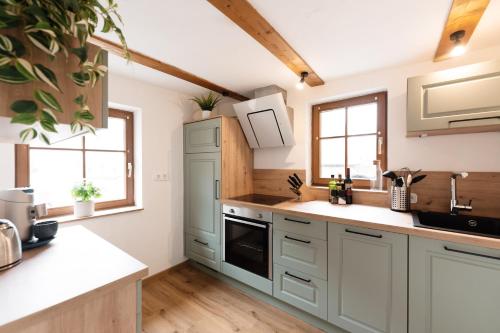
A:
[222,198,500,250]
[0,226,148,330]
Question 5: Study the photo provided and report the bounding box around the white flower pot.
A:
[201,110,212,119]
[74,201,95,218]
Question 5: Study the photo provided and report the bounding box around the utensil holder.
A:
[391,186,410,212]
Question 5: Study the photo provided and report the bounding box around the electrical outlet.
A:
[410,193,418,204]
[153,173,168,182]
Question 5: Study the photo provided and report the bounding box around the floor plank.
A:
[142,263,324,333]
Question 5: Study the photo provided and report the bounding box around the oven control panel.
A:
[223,205,272,223]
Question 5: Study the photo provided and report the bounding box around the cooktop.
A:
[228,193,292,206]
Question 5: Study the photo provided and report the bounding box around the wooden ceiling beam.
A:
[88,36,249,101]
[434,0,490,62]
[207,0,324,87]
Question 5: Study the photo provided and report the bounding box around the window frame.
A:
[15,108,135,217]
[311,91,387,188]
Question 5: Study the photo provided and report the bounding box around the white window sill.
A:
[41,206,144,224]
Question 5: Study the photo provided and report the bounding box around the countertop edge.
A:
[0,266,148,332]
[221,199,500,250]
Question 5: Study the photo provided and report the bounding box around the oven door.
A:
[223,215,272,280]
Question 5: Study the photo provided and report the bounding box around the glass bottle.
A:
[371,160,383,190]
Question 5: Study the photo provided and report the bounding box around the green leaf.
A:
[0,55,11,66]
[41,109,58,123]
[71,46,88,63]
[10,100,38,113]
[74,110,95,121]
[74,94,86,106]
[40,119,57,133]
[34,90,62,112]
[0,35,13,52]
[19,128,37,142]
[70,71,90,86]
[40,133,50,145]
[34,64,61,92]
[11,113,37,125]
[15,58,37,80]
[0,65,31,84]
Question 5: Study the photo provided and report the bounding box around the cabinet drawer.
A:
[184,118,221,154]
[273,264,327,320]
[273,214,326,240]
[186,233,220,271]
[273,230,327,279]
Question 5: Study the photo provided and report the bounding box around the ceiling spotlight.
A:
[296,71,308,90]
[449,30,466,57]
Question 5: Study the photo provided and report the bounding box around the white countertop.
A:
[0,226,148,330]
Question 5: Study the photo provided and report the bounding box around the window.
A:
[312,92,387,188]
[15,109,135,217]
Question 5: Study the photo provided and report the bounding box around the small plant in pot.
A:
[71,180,101,218]
[191,92,222,119]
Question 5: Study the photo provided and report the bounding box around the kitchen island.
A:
[0,226,148,333]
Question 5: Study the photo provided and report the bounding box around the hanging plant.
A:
[0,0,128,144]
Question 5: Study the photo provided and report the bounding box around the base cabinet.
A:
[328,224,408,333]
[409,236,500,333]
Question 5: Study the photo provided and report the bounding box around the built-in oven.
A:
[222,205,272,280]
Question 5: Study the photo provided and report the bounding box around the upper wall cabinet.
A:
[407,59,500,137]
[184,118,221,154]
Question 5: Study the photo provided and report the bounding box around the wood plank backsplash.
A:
[253,169,500,218]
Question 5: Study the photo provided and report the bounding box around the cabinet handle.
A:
[285,271,311,283]
[194,239,209,246]
[444,246,500,261]
[284,235,311,244]
[284,217,311,225]
[215,180,220,200]
[345,229,383,238]
[215,127,220,147]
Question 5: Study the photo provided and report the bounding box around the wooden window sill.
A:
[39,206,144,224]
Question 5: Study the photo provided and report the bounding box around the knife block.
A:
[293,185,316,202]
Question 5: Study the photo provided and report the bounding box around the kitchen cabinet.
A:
[0,30,108,129]
[184,117,253,271]
[328,223,408,333]
[407,59,500,137]
[184,118,221,154]
[273,263,328,320]
[409,236,500,333]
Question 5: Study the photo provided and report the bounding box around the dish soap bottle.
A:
[371,160,383,190]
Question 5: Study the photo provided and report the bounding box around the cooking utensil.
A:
[407,174,412,186]
[382,171,397,180]
[288,176,300,189]
[395,177,404,187]
[0,219,22,271]
[410,174,427,185]
[287,179,297,189]
[293,173,304,187]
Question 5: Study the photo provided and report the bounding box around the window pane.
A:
[320,138,345,178]
[85,117,126,151]
[30,150,83,208]
[30,135,83,149]
[320,108,345,137]
[86,151,126,202]
[347,102,377,135]
[347,135,377,180]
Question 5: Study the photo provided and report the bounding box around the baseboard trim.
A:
[190,260,348,333]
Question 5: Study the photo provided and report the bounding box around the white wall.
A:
[0,73,195,276]
[255,46,500,180]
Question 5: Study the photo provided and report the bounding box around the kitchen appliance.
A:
[0,188,49,245]
[0,219,22,271]
[223,205,273,280]
[233,85,295,148]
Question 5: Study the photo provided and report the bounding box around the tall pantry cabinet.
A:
[183,116,253,271]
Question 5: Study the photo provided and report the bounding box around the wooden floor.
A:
[142,262,323,333]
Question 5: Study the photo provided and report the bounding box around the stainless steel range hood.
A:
[233,86,295,149]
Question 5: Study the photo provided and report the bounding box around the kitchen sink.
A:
[414,211,500,238]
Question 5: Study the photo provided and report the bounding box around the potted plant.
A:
[71,180,101,218]
[0,0,128,144]
[191,92,222,119]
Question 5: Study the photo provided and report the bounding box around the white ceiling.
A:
[101,0,500,96]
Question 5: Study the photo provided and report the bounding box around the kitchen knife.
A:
[288,176,300,189]
[287,179,297,189]
[293,173,304,186]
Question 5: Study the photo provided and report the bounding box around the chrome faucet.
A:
[450,172,472,215]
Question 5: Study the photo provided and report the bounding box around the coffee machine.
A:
[0,188,48,243]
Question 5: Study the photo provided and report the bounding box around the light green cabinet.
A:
[328,224,408,333]
[185,233,220,271]
[184,118,221,154]
[409,236,500,333]
[273,214,327,240]
[273,229,327,279]
[273,263,328,320]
